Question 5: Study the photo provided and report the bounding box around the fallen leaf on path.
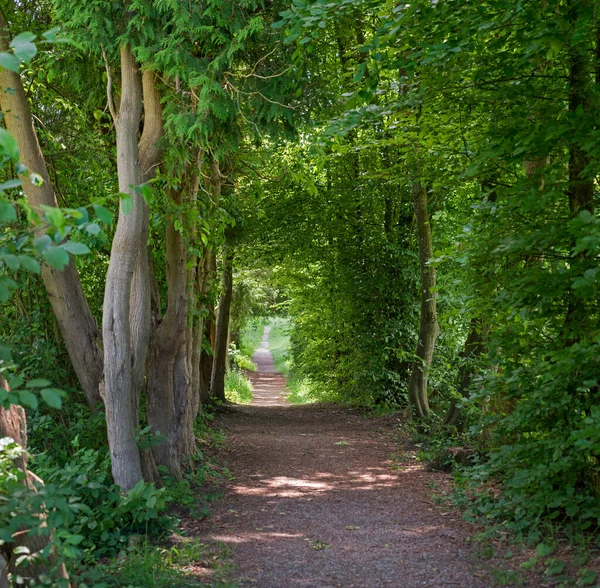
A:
[345,526,361,530]
[305,538,332,550]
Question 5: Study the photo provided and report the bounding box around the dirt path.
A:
[194,328,490,587]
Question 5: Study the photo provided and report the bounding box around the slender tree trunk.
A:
[211,249,234,403]
[146,177,194,478]
[199,309,215,405]
[102,44,144,491]
[407,180,438,418]
[443,319,490,428]
[0,17,103,410]
[189,248,214,418]
[562,0,595,343]
[130,71,163,428]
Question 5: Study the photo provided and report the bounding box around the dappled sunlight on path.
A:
[190,326,488,587]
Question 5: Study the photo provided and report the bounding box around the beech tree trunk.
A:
[407,181,438,418]
[102,44,145,491]
[0,16,103,410]
[211,250,234,403]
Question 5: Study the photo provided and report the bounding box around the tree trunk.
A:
[443,318,490,428]
[211,250,234,403]
[0,16,103,410]
[407,180,439,418]
[188,248,214,425]
[102,44,144,491]
[199,310,215,406]
[130,70,164,428]
[562,0,595,342]
[146,178,193,479]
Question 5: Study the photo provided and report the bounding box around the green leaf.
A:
[0,52,20,72]
[62,241,91,255]
[33,234,52,252]
[120,194,133,215]
[19,255,41,274]
[0,129,19,161]
[0,179,22,191]
[0,200,17,222]
[8,375,23,389]
[43,246,70,270]
[42,27,69,43]
[18,389,38,409]
[85,223,101,236]
[41,388,64,409]
[26,378,51,388]
[10,32,37,62]
[0,344,12,361]
[93,204,113,225]
[2,254,19,270]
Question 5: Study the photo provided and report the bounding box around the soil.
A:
[192,327,495,587]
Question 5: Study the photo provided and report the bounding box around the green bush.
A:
[35,446,170,557]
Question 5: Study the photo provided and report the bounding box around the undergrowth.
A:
[224,369,253,404]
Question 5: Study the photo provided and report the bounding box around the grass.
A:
[225,369,253,404]
[73,538,236,587]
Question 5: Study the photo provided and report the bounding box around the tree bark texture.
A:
[0,17,103,410]
[102,44,144,491]
[129,70,164,427]
[211,250,234,403]
[407,181,439,419]
[146,182,192,479]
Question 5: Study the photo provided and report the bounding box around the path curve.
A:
[194,327,489,587]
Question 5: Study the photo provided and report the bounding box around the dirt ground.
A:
[192,327,494,587]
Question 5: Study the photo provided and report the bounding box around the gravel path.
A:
[194,327,490,587]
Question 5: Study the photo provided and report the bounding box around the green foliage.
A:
[228,343,256,372]
[238,316,268,358]
[225,369,253,405]
[72,538,233,588]
[34,446,170,557]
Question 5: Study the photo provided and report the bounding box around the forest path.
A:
[191,327,489,587]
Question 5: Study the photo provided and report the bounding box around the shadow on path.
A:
[192,327,488,587]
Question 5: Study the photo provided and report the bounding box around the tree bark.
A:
[211,249,234,403]
[130,70,164,427]
[407,180,438,418]
[146,178,193,479]
[102,44,144,491]
[199,309,215,406]
[0,16,103,410]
